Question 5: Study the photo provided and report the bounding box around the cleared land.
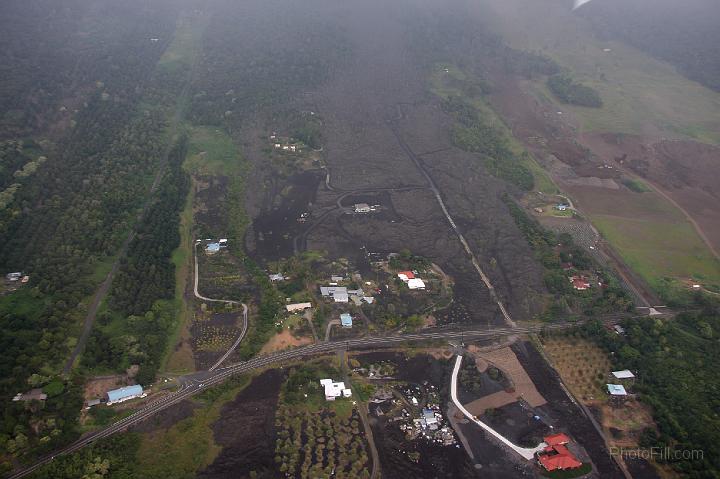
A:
[567,185,720,288]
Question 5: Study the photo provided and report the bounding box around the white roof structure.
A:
[320,286,347,297]
[333,291,349,303]
[407,278,426,290]
[611,370,635,380]
[286,302,312,312]
[320,379,352,401]
[607,384,628,396]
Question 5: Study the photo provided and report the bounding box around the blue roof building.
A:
[607,384,627,396]
[106,385,143,404]
[340,313,353,328]
[206,242,221,254]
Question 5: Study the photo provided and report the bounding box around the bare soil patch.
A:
[198,369,285,479]
[259,328,313,354]
[581,132,720,256]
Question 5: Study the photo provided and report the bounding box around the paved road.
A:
[193,242,249,371]
[387,118,516,327]
[6,320,604,479]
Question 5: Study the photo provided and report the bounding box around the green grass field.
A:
[136,376,250,478]
[162,186,195,374]
[593,214,720,287]
[184,126,246,176]
[477,0,720,144]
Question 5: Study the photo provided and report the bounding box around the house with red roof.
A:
[397,271,415,281]
[544,433,571,446]
[537,434,583,472]
[570,275,591,290]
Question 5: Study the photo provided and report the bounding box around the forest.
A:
[547,74,603,108]
[581,293,720,478]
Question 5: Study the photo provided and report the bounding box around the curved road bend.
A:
[193,242,249,372]
[450,355,545,460]
[387,120,516,327]
[8,321,599,479]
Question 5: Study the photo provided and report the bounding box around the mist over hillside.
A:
[578,0,720,91]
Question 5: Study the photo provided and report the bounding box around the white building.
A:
[407,278,426,290]
[286,302,312,313]
[354,203,371,213]
[320,379,352,401]
[320,286,349,303]
[611,370,635,380]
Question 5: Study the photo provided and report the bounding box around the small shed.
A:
[611,370,635,381]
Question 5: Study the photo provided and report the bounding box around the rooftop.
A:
[611,370,635,379]
[107,385,143,403]
[544,433,571,446]
[607,384,628,396]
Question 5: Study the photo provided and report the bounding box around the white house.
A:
[407,278,426,290]
[607,384,627,396]
[320,286,349,303]
[354,203,371,213]
[611,370,635,380]
[286,302,312,313]
[319,379,352,401]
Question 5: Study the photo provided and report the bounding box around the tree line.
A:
[443,95,535,191]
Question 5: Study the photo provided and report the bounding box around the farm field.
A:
[566,185,720,289]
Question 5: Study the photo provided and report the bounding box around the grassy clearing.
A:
[476,0,720,144]
[593,214,720,287]
[163,186,195,374]
[185,126,246,176]
[157,12,206,73]
[430,63,559,194]
[136,376,250,478]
